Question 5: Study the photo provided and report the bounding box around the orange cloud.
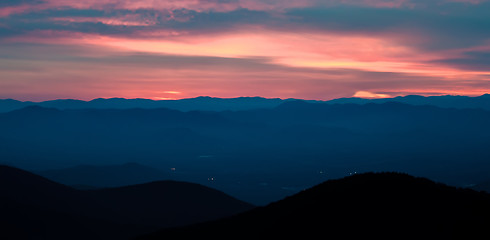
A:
[4,28,490,101]
[353,91,391,99]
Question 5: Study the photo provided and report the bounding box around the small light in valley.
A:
[348,171,358,176]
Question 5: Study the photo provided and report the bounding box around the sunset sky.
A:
[1,0,490,101]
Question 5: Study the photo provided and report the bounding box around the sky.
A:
[1,0,490,101]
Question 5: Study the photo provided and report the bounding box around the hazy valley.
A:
[2,95,490,239]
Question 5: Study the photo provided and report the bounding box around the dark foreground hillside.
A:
[141,172,490,240]
[36,163,168,188]
[0,165,253,240]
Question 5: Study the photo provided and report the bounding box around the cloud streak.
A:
[0,0,489,100]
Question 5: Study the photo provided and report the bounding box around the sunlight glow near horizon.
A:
[1,0,490,101]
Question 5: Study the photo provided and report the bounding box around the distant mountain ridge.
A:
[0,96,302,113]
[2,94,490,113]
[329,93,490,109]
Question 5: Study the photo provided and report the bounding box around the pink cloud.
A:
[51,14,159,27]
[1,0,486,18]
[2,38,490,102]
[5,27,488,79]
[0,4,36,17]
[1,0,489,101]
[28,0,316,12]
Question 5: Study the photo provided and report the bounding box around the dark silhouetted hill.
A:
[90,181,253,228]
[140,172,490,240]
[37,163,168,188]
[0,165,128,239]
[472,180,490,193]
[0,165,253,240]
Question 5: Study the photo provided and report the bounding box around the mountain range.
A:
[2,94,490,113]
[0,165,253,240]
[3,95,490,238]
[3,100,490,205]
[0,97,294,113]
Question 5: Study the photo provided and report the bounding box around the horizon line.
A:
[1,93,490,103]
